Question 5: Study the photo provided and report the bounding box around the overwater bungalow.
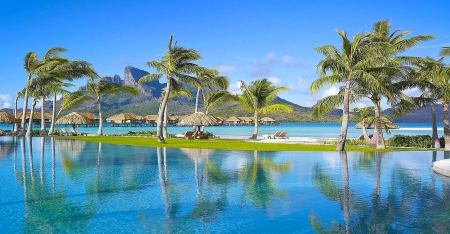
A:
[259,116,278,125]
[239,116,254,125]
[78,112,100,127]
[224,116,241,126]
[17,112,52,127]
[106,113,143,127]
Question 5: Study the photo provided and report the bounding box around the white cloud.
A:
[228,81,243,94]
[268,76,282,86]
[281,55,308,68]
[322,86,339,98]
[287,76,310,95]
[0,94,12,108]
[216,65,237,73]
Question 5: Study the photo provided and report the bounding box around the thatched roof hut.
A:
[179,112,219,127]
[224,116,241,125]
[0,110,18,123]
[106,113,140,123]
[17,112,52,120]
[260,116,276,123]
[144,114,158,123]
[78,112,99,121]
[55,112,93,128]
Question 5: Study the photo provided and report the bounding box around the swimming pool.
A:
[0,137,449,233]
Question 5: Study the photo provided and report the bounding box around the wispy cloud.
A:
[216,65,237,73]
[287,76,310,95]
[250,53,309,77]
[228,81,243,94]
[0,94,11,109]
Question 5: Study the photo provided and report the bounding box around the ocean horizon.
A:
[0,122,443,139]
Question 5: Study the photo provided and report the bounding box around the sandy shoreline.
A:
[217,135,337,144]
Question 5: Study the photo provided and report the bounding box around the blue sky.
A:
[1,0,449,110]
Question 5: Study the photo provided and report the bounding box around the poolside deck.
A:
[432,159,450,177]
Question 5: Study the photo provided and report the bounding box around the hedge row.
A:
[386,135,432,148]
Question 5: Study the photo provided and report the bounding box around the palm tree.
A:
[14,90,25,132]
[193,68,229,113]
[350,107,398,146]
[237,78,291,138]
[310,30,376,151]
[19,52,39,136]
[161,86,193,138]
[61,76,138,136]
[138,35,202,143]
[440,47,450,57]
[366,20,434,148]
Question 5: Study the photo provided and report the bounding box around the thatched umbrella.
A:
[0,110,18,124]
[354,119,400,129]
[78,112,99,121]
[178,112,218,131]
[55,112,93,129]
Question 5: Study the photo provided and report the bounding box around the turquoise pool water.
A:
[1,137,450,233]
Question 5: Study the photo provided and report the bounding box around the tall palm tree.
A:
[14,90,25,132]
[61,76,138,136]
[237,78,291,138]
[161,86,193,138]
[19,52,39,136]
[310,30,376,151]
[366,20,434,148]
[138,35,202,143]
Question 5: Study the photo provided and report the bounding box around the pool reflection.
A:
[1,137,450,232]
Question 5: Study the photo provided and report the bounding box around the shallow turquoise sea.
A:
[0,122,444,138]
[0,137,449,233]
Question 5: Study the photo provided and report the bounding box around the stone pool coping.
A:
[432,159,450,177]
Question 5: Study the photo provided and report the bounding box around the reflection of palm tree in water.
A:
[15,138,97,233]
[239,150,291,208]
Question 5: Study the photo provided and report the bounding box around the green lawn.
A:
[61,136,432,152]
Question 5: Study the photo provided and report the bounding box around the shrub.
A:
[440,136,445,148]
[387,134,431,148]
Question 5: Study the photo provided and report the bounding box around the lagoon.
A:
[1,137,450,232]
[0,122,443,138]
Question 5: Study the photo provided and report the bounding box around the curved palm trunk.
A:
[157,78,172,143]
[14,96,18,132]
[337,80,351,151]
[19,75,32,136]
[362,126,376,146]
[195,87,201,113]
[96,98,103,136]
[443,102,450,151]
[48,92,57,135]
[40,97,47,136]
[373,99,385,149]
[26,99,37,137]
[431,102,440,148]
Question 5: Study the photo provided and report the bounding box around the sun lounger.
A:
[196,131,209,140]
[184,131,196,139]
[70,128,88,136]
[60,128,69,136]
[270,131,282,139]
[275,132,288,139]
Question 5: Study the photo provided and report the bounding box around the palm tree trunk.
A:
[40,97,47,136]
[253,114,259,137]
[96,98,103,136]
[157,78,172,143]
[362,126,376,146]
[49,92,57,135]
[26,99,37,137]
[195,87,201,113]
[163,104,168,138]
[444,102,450,151]
[373,99,385,149]
[14,96,18,132]
[337,80,351,151]
[431,102,440,148]
[19,75,32,136]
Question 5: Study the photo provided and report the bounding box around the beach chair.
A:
[60,128,69,136]
[276,132,288,139]
[271,131,282,139]
[0,129,5,136]
[195,131,209,140]
[70,128,88,136]
[184,131,196,139]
